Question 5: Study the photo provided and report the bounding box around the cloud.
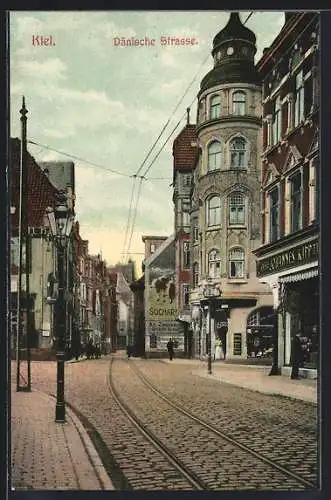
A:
[18,58,67,81]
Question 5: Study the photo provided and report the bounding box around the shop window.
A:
[207,196,221,227]
[229,247,245,278]
[183,241,190,269]
[192,262,199,287]
[232,91,246,115]
[233,333,242,355]
[210,95,221,119]
[269,187,280,242]
[208,249,221,279]
[208,141,222,171]
[290,172,302,232]
[229,192,245,225]
[230,138,247,169]
[294,70,305,126]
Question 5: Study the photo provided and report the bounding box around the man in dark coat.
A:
[291,332,304,379]
[167,338,174,361]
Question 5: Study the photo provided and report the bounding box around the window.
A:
[269,187,280,242]
[193,218,199,244]
[208,249,221,279]
[229,193,245,225]
[210,95,221,119]
[272,96,282,144]
[290,172,302,232]
[294,70,304,126]
[207,196,221,227]
[182,212,190,227]
[230,137,246,169]
[193,263,199,287]
[183,285,190,306]
[10,238,29,271]
[229,247,245,278]
[150,244,155,254]
[208,141,222,171]
[183,241,190,268]
[315,159,319,222]
[232,91,246,115]
[183,174,192,187]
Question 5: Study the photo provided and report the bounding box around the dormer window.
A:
[232,91,246,115]
[210,95,221,119]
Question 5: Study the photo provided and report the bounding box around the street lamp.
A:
[46,190,74,423]
[203,278,221,375]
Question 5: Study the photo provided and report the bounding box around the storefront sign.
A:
[256,239,319,277]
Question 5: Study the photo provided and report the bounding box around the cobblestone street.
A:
[11,355,318,491]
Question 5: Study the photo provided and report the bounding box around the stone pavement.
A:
[11,386,115,490]
[160,359,317,404]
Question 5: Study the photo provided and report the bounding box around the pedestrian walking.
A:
[290,332,304,379]
[167,338,174,361]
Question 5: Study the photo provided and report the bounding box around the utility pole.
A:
[16,96,31,391]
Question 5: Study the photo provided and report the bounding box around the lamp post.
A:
[46,190,74,423]
[203,279,221,375]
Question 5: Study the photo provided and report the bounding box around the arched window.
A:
[210,95,221,119]
[208,141,222,171]
[230,137,246,169]
[207,196,221,226]
[192,262,199,287]
[232,91,246,115]
[229,193,245,225]
[229,247,245,278]
[208,249,221,279]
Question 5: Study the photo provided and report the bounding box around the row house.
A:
[103,270,118,353]
[254,12,319,378]
[172,113,197,357]
[116,272,134,348]
[10,138,58,359]
[39,160,76,354]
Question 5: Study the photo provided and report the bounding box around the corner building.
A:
[190,13,273,360]
[253,12,319,378]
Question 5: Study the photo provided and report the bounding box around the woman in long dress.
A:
[215,337,222,360]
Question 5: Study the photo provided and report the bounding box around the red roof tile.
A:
[173,124,198,172]
[10,138,58,229]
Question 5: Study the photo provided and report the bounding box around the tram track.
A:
[123,358,318,490]
[108,357,205,490]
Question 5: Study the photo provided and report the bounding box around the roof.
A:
[142,235,168,242]
[173,124,198,172]
[213,12,256,51]
[10,138,58,229]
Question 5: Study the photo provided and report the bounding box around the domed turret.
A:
[213,12,256,53]
[199,12,259,94]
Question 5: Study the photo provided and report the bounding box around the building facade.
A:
[254,12,319,378]
[172,114,197,357]
[10,138,58,359]
[189,13,273,360]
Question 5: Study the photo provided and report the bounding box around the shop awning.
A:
[279,268,319,283]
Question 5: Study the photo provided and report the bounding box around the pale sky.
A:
[9,10,284,274]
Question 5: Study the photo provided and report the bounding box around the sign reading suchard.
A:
[147,273,178,320]
[257,238,319,277]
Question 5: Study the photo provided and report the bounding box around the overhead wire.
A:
[123,11,254,261]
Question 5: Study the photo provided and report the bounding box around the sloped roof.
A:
[10,138,58,228]
[173,124,198,172]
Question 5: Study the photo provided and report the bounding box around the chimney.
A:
[186,107,190,125]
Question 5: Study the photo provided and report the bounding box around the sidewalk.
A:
[161,359,317,404]
[11,387,114,490]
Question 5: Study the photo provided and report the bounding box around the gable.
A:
[262,163,280,187]
[283,145,302,173]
